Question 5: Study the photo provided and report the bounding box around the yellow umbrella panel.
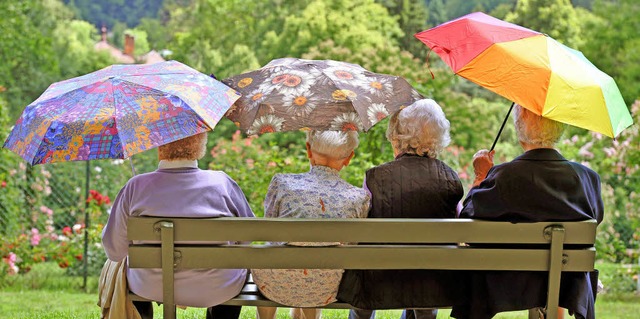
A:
[457,35,632,138]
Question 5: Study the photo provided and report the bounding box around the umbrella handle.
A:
[490,102,515,151]
[129,157,137,176]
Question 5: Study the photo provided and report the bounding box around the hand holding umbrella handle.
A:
[472,149,495,187]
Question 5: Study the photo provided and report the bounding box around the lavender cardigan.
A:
[102,160,254,307]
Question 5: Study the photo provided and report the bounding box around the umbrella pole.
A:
[82,160,90,291]
[490,102,515,151]
[129,156,136,176]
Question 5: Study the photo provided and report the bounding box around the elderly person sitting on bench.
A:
[102,132,255,319]
[338,99,465,319]
[252,130,370,319]
[452,104,604,319]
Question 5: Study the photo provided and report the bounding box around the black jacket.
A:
[338,153,465,309]
[453,148,603,319]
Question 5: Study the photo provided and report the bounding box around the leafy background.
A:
[0,0,638,294]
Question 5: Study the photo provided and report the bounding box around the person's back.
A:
[104,168,253,306]
[102,132,254,319]
[339,99,465,319]
[366,154,461,219]
[453,104,603,319]
[252,130,370,319]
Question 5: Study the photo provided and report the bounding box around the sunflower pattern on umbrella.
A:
[223,58,422,135]
[4,61,240,165]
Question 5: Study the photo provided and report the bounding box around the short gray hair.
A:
[513,104,566,147]
[386,99,451,158]
[306,130,359,159]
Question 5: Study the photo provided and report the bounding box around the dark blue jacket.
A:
[453,148,603,319]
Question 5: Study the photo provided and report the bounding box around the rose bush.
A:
[0,189,110,276]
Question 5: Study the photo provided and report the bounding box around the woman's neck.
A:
[310,155,345,171]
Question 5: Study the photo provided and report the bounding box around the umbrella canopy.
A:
[415,12,633,138]
[222,58,422,135]
[3,60,240,165]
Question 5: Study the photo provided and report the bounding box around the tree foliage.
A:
[505,0,584,48]
[65,0,163,28]
[376,0,431,58]
[53,20,114,79]
[263,0,403,60]
[0,1,62,119]
[581,0,640,103]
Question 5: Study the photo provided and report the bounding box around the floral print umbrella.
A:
[222,58,422,135]
[3,60,240,165]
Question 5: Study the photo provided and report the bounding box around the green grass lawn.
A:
[0,289,638,319]
[1,263,638,319]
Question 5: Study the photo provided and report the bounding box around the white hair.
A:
[306,130,359,159]
[513,104,565,147]
[386,99,451,158]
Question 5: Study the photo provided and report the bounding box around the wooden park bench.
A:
[127,217,597,319]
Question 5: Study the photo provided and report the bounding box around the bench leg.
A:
[545,226,566,319]
[300,308,321,319]
[257,306,277,319]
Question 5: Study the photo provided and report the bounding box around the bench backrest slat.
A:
[128,245,596,272]
[127,217,597,245]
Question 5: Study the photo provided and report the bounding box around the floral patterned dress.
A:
[251,165,370,307]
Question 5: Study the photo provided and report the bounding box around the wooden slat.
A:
[128,245,595,272]
[127,217,597,245]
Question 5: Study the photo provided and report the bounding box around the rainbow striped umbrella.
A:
[415,12,633,140]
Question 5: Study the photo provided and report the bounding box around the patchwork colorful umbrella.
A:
[3,60,240,165]
[415,12,633,142]
[222,58,422,135]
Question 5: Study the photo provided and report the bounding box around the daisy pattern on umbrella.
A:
[241,87,272,111]
[324,64,367,86]
[261,68,319,97]
[330,112,363,132]
[248,114,286,135]
[362,77,395,99]
[223,58,422,134]
[283,92,319,117]
[367,103,390,125]
[331,89,359,102]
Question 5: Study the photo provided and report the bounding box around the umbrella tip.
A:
[209,73,218,80]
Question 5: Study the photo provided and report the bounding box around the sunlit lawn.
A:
[1,289,639,319]
[1,263,638,319]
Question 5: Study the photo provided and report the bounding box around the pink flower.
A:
[603,147,616,157]
[267,161,277,168]
[5,253,19,275]
[578,142,594,159]
[232,130,241,142]
[30,228,41,246]
[1,181,6,188]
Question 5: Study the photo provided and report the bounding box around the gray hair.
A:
[158,132,208,161]
[306,130,359,159]
[513,104,566,147]
[386,99,451,158]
